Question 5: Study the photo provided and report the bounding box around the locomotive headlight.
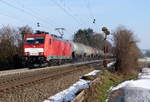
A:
[39,52,44,56]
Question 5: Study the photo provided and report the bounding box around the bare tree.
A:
[18,25,33,55]
[73,28,112,50]
[19,25,33,40]
[113,26,140,74]
[0,25,33,68]
[0,25,18,68]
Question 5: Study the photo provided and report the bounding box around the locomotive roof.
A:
[26,34,46,37]
[51,34,69,42]
[26,33,69,42]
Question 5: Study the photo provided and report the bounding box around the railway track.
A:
[0,60,109,93]
[0,59,106,82]
[0,68,29,77]
[0,66,85,92]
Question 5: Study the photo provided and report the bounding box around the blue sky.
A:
[0,0,150,49]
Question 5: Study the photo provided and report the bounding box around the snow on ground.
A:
[111,67,150,91]
[107,62,115,68]
[108,68,150,102]
[44,79,90,102]
[84,70,100,76]
[138,57,150,62]
[43,70,100,102]
[138,68,150,79]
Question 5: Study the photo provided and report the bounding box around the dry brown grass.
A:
[83,70,138,102]
[83,77,101,102]
[113,26,140,75]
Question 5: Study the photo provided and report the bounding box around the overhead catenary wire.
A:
[0,0,52,30]
[57,0,90,36]
[58,0,100,34]
[58,0,100,32]
[50,0,90,35]
[12,0,58,28]
[0,13,38,29]
[0,13,23,23]
[0,0,83,35]
[13,0,73,35]
[50,0,85,27]
[58,0,87,25]
[84,0,94,20]
[84,0,99,31]
[0,0,37,21]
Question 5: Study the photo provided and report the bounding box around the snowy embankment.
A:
[84,70,100,76]
[43,70,100,102]
[107,62,115,68]
[111,68,150,91]
[109,67,150,102]
[138,57,150,62]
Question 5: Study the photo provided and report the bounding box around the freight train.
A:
[22,31,104,67]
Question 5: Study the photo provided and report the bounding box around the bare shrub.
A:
[0,26,18,68]
[113,26,140,74]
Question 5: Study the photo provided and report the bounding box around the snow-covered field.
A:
[110,67,150,102]
[112,68,150,91]
[43,70,100,102]
[138,57,150,62]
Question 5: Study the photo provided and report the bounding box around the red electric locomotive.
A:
[22,30,105,67]
[23,31,72,67]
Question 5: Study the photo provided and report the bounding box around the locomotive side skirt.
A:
[47,55,72,60]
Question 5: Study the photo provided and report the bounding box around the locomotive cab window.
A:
[26,37,45,44]
[35,37,45,44]
[26,37,35,44]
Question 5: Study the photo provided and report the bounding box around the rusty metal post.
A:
[102,27,110,67]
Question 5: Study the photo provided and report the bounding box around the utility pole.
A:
[55,28,65,38]
[102,27,110,67]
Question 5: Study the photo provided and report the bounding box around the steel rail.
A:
[0,59,113,93]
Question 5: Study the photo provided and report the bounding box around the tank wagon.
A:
[71,42,103,60]
[23,31,104,67]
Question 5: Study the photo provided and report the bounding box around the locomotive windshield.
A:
[26,37,45,44]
